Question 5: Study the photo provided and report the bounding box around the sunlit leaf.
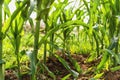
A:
[93,72,104,79]
[62,74,71,80]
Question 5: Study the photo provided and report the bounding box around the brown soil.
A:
[5,53,120,80]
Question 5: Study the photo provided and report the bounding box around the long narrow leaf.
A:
[2,0,29,34]
[55,54,79,78]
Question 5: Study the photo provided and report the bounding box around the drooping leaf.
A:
[55,54,79,78]
[97,52,108,70]
[42,63,56,80]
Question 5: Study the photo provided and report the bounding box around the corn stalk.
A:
[14,19,22,80]
[31,0,41,79]
[0,0,4,80]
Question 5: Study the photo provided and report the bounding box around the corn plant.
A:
[2,0,29,80]
[80,0,120,78]
[31,0,48,79]
[6,1,29,80]
[9,16,23,80]
[0,0,4,80]
[40,0,54,64]
[97,0,120,70]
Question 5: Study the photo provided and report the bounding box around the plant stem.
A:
[0,0,4,80]
[34,20,40,65]
[93,32,99,55]
[31,20,40,80]
[44,41,47,63]
[31,1,41,79]
[15,44,21,80]
[44,30,47,64]
[43,20,48,64]
[50,33,54,57]
[14,19,21,80]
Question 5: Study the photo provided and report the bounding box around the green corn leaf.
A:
[104,49,115,56]
[42,63,56,80]
[38,20,89,47]
[49,0,70,24]
[28,18,34,33]
[97,52,108,70]
[71,59,82,73]
[28,0,35,17]
[62,74,71,80]
[115,54,120,64]
[3,2,11,17]
[97,48,117,70]
[67,52,82,73]
[104,49,114,55]
[87,52,97,62]
[108,37,118,50]
[110,66,120,72]
[43,0,54,7]
[55,54,79,78]
[83,0,90,14]
[2,0,29,34]
[27,50,36,76]
[37,8,50,20]
[93,72,104,79]
[19,50,26,57]
[6,34,15,48]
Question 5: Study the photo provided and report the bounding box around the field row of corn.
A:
[0,0,120,80]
